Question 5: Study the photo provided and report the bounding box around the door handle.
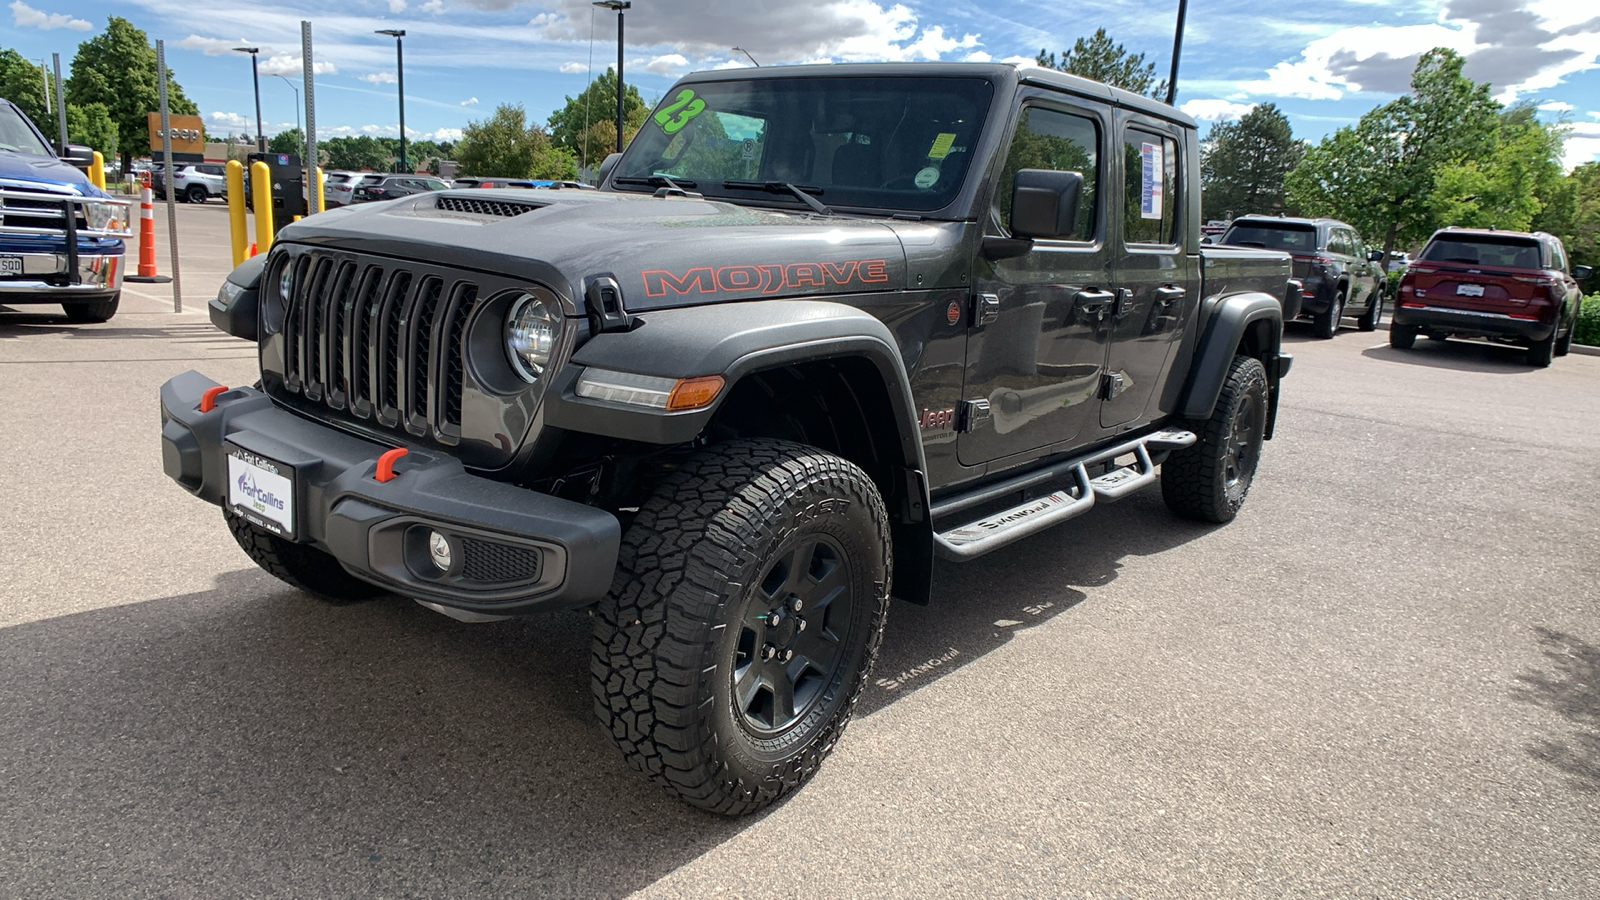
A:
[1074,288,1115,319]
[1154,285,1186,303]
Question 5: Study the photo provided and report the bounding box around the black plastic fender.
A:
[1179,291,1286,436]
[543,297,934,604]
[207,252,268,342]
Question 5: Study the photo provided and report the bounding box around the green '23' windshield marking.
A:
[654,89,706,135]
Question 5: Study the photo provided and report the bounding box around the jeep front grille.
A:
[279,252,481,443]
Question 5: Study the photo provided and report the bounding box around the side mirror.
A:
[1010,169,1084,240]
[1574,265,1593,280]
[596,152,622,188]
[1368,249,1384,262]
[1200,235,1214,245]
[60,143,97,170]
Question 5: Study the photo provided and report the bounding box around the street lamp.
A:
[376,29,408,173]
[732,47,759,67]
[233,47,264,152]
[593,1,630,154]
[270,73,303,159]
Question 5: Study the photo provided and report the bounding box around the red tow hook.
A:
[375,447,409,483]
[198,385,229,412]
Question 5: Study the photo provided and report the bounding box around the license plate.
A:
[0,256,21,276]
[227,445,296,540]
[1455,283,1485,297]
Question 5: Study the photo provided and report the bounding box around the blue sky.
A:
[7,0,1599,169]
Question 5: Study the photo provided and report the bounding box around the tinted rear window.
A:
[1420,235,1543,269]
[1221,222,1317,253]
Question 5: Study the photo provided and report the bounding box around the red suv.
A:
[1391,228,1591,367]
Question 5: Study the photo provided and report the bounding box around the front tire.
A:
[224,507,388,601]
[186,184,207,203]
[62,292,119,323]
[1357,287,1382,332]
[1161,355,1268,524]
[1554,322,1572,357]
[592,438,891,815]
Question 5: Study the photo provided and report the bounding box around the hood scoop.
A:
[431,194,547,218]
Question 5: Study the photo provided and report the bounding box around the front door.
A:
[960,98,1114,466]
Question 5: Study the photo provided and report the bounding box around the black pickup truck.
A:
[161,62,1294,815]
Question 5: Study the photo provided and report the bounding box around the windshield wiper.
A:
[721,181,833,217]
[612,174,698,191]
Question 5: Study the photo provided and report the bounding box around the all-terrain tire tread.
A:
[1160,356,1267,524]
[223,507,387,601]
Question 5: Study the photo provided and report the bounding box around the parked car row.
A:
[1213,216,1589,368]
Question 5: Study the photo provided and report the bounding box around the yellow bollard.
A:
[250,160,275,254]
[225,160,248,267]
[315,166,325,213]
[89,151,105,190]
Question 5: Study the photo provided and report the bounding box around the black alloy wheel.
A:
[1161,355,1268,523]
[186,184,208,203]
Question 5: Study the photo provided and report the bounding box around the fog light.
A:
[428,531,453,572]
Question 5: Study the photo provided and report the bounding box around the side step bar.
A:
[933,429,1195,561]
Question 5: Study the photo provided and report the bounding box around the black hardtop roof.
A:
[676,61,1196,130]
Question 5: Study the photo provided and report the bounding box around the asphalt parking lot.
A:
[1,206,1597,898]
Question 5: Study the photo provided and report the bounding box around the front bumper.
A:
[0,250,124,298]
[159,370,621,614]
[1392,303,1554,343]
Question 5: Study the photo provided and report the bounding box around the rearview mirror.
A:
[1010,169,1084,240]
[596,153,622,188]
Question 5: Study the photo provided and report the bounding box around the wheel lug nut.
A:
[764,611,782,627]
[795,617,807,633]
[779,649,794,663]
[789,597,803,613]
[759,644,776,661]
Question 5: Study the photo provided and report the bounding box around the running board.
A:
[933,428,1196,561]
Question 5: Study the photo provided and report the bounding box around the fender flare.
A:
[1178,291,1285,426]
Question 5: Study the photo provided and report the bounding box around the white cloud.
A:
[360,72,398,84]
[208,111,252,130]
[642,54,689,76]
[460,97,479,107]
[420,0,444,12]
[1241,24,1473,100]
[1562,120,1600,170]
[963,50,993,63]
[259,54,338,77]
[180,35,260,56]
[1538,100,1574,112]
[422,127,463,142]
[1181,99,1257,121]
[388,0,406,10]
[558,62,586,74]
[10,0,90,30]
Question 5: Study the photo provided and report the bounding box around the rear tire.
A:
[1526,335,1555,368]
[592,438,891,815]
[1389,324,1417,350]
[186,184,208,203]
[1314,290,1344,339]
[224,507,388,601]
[1161,355,1268,524]
[62,292,119,323]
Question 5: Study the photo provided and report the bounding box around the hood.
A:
[0,150,98,195]
[276,189,910,313]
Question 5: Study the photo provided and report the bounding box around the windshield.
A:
[1221,222,1317,253]
[0,104,53,157]
[615,75,995,213]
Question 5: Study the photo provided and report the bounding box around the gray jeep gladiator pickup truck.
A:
[159,62,1294,815]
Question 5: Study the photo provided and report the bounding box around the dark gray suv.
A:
[1221,216,1384,338]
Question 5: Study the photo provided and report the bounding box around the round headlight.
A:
[277,261,295,302]
[505,293,559,381]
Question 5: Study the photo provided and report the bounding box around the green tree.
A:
[1427,103,1565,231]
[63,102,118,158]
[1546,162,1600,273]
[1287,48,1500,270]
[322,135,388,171]
[268,128,304,156]
[456,103,575,178]
[1200,103,1303,221]
[1036,28,1167,100]
[0,47,50,124]
[547,68,649,168]
[65,17,199,172]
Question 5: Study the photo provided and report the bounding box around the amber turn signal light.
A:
[666,375,725,411]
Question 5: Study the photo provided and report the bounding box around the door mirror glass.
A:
[1010,169,1084,240]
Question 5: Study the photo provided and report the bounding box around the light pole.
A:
[593,1,630,154]
[270,73,302,158]
[1166,0,1188,106]
[233,47,264,151]
[732,47,759,67]
[376,29,408,172]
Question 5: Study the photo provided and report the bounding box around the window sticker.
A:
[914,166,940,188]
[654,89,707,135]
[1140,141,1163,220]
[928,132,957,160]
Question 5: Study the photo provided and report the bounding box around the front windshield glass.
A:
[0,105,54,156]
[616,75,995,213]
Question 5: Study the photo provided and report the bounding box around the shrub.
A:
[1575,293,1600,347]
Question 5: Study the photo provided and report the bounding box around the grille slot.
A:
[460,538,543,584]
[435,195,542,218]
[276,253,480,444]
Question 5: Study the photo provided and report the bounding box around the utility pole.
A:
[233,47,264,152]
[1166,0,1188,106]
[376,29,408,172]
[593,1,630,154]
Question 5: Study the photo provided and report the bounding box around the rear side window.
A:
[1421,235,1543,269]
[1123,130,1177,244]
[1222,222,1316,253]
[996,106,1100,241]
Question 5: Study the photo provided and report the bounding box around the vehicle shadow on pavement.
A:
[0,311,237,345]
[1359,341,1542,374]
[0,570,745,898]
[857,490,1218,717]
[1511,627,1600,793]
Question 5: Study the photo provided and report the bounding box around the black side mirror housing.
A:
[596,153,622,188]
[60,143,97,171]
[1573,265,1593,280]
[1368,249,1385,262]
[1010,169,1084,240]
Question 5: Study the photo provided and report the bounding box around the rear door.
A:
[1102,114,1195,430]
[961,93,1114,465]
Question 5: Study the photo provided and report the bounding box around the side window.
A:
[996,106,1100,241]
[1329,230,1350,256]
[1549,240,1567,272]
[1123,129,1178,245]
